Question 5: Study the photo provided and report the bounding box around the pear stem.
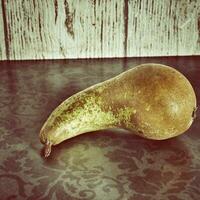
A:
[44,141,52,157]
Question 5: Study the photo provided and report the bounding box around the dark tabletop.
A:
[0,57,200,200]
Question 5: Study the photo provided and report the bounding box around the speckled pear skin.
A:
[40,63,197,156]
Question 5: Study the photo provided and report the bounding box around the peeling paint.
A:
[1,0,9,60]
[0,0,199,60]
[64,0,74,39]
[54,0,58,24]
[197,16,200,44]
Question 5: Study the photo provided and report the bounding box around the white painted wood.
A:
[0,0,6,60]
[127,0,200,57]
[0,0,200,60]
[54,0,125,59]
[2,0,124,60]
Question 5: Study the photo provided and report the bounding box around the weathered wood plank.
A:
[127,0,200,57]
[1,0,200,60]
[3,0,124,60]
[0,0,6,60]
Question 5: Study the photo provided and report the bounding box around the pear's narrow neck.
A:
[64,96,120,139]
[52,78,123,142]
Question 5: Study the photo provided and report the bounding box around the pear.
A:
[39,63,197,157]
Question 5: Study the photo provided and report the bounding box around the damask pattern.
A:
[0,57,200,200]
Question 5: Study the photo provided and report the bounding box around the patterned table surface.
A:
[0,57,200,200]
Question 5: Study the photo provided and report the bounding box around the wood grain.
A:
[0,0,124,60]
[127,0,200,56]
[0,0,6,60]
[0,0,199,60]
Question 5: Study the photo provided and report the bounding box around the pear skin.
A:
[39,63,197,157]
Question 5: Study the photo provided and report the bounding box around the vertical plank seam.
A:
[1,0,10,60]
[54,0,58,24]
[124,0,128,57]
[197,15,200,49]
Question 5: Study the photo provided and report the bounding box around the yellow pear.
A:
[39,63,197,157]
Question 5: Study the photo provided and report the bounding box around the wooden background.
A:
[0,0,200,60]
